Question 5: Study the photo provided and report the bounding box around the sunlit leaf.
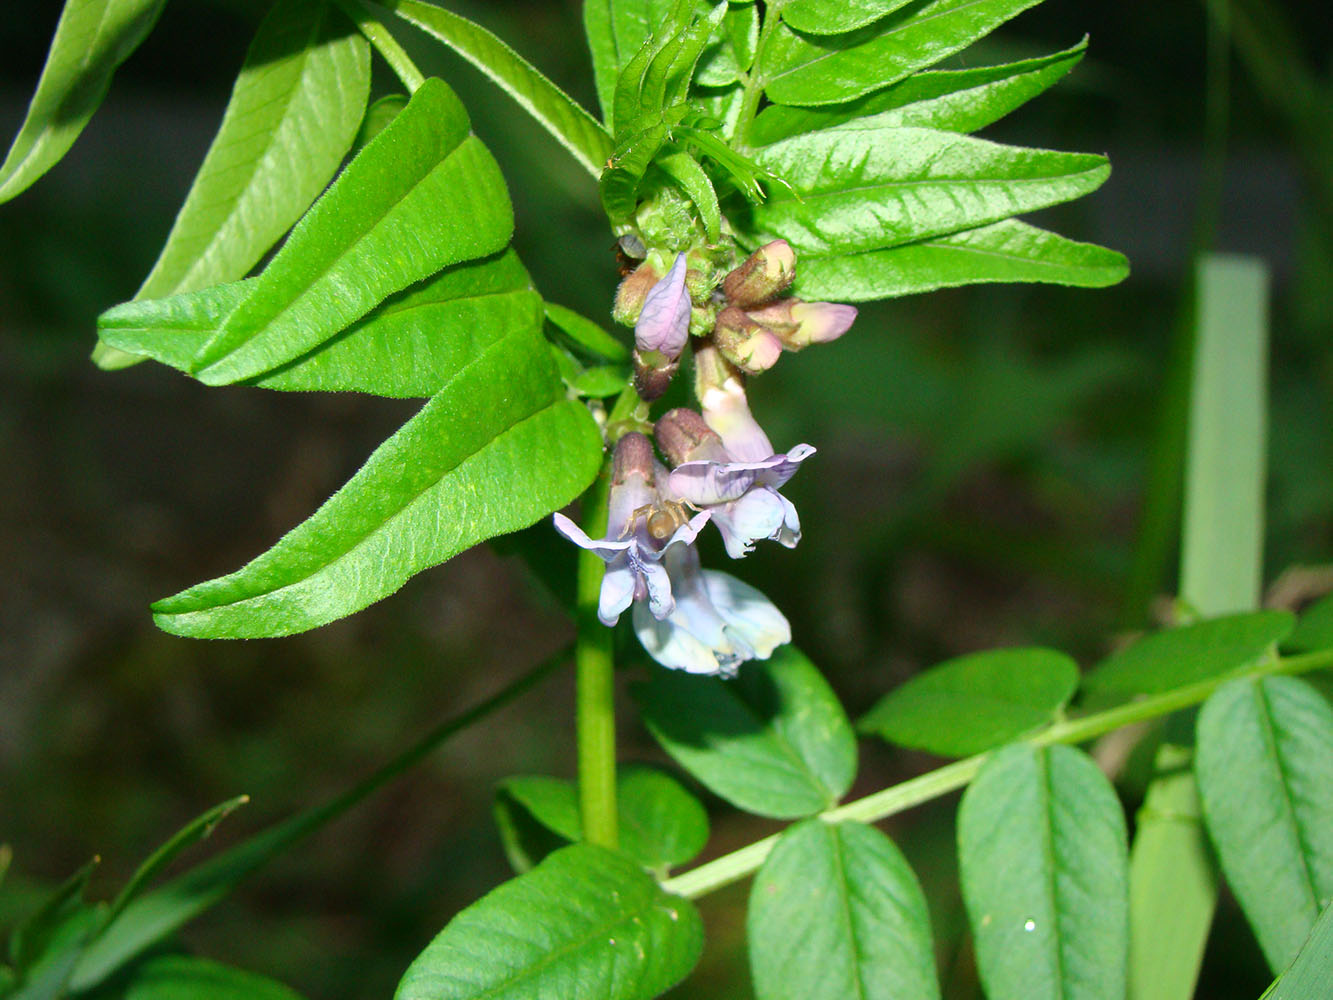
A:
[958,744,1128,1000]
[635,646,857,819]
[132,0,370,303]
[749,126,1109,256]
[395,845,702,1000]
[859,647,1079,757]
[760,0,1044,107]
[792,219,1127,302]
[749,819,939,1000]
[1196,676,1333,973]
[781,0,913,36]
[0,0,166,203]
[696,3,759,87]
[383,0,612,177]
[749,39,1086,144]
[148,330,603,638]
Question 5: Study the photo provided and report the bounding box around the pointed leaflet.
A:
[149,328,602,638]
[859,647,1079,758]
[101,251,544,398]
[1081,610,1293,698]
[782,0,914,36]
[749,126,1109,256]
[0,0,165,203]
[695,2,759,88]
[544,302,630,362]
[1196,676,1333,973]
[1287,591,1333,652]
[174,77,511,385]
[792,220,1128,302]
[123,956,303,1000]
[381,0,612,177]
[133,0,370,302]
[634,646,856,819]
[957,744,1129,1000]
[1262,902,1333,1000]
[760,0,1045,107]
[394,845,702,1000]
[748,819,940,1000]
[749,40,1087,145]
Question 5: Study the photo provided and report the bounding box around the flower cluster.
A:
[557,241,856,676]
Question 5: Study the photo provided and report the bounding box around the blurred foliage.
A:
[1,1,1330,998]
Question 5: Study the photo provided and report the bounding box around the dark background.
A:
[1,1,1330,997]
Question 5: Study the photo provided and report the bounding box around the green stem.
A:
[733,5,782,149]
[661,646,1333,900]
[334,0,426,92]
[576,466,619,849]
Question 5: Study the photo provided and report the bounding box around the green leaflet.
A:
[169,77,511,386]
[750,126,1109,256]
[695,3,759,87]
[760,0,1044,107]
[782,0,914,35]
[748,819,940,1000]
[611,2,726,141]
[1287,591,1333,652]
[382,0,612,178]
[133,0,371,302]
[1196,676,1333,973]
[544,302,629,362]
[394,845,702,1000]
[858,647,1079,758]
[792,219,1128,301]
[585,0,673,127]
[634,646,857,819]
[0,0,166,203]
[149,329,603,638]
[496,766,709,874]
[748,39,1087,145]
[957,744,1129,1000]
[8,859,98,975]
[1262,902,1333,1000]
[101,251,544,398]
[124,956,304,1000]
[1082,610,1294,698]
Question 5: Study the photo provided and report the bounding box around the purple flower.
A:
[553,433,709,625]
[632,544,791,676]
[657,404,814,559]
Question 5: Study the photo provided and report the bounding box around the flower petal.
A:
[635,252,691,359]
[597,561,637,625]
[633,602,730,675]
[552,512,634,561]
[703,570,791,659]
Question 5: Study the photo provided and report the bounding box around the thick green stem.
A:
[661,646,1333,900]
[576,467,619,849]
[334,0,426,92]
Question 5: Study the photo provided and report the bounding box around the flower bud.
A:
[612,431,656,487]
[722,240,796,308]
[635,252,691,360]
[789,301,857,346]
[713,305,782,374]
[632,348,678,401]
[655,408,727,466]
[613,261,661,326]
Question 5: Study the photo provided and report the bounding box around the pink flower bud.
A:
[634,252,691,360]
[713,305,782,374]
[722,240,796,308]
[789,301,857,346]
[613,261,661,327]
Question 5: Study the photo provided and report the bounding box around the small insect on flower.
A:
[628,498,702,542]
